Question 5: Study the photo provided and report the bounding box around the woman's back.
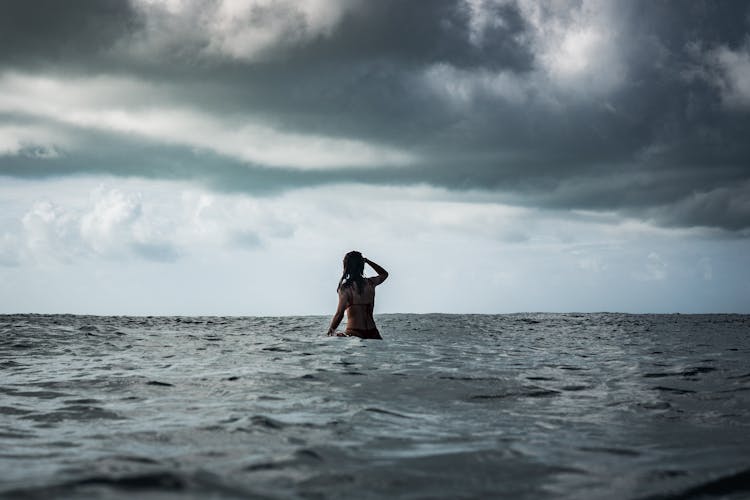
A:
[341,278,379,331]
[327,253,388,339]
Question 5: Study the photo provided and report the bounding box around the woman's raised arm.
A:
[364,257,388,282]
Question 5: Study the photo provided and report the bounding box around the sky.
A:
[1,0,749,315]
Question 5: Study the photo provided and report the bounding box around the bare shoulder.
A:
[368,275,387,287]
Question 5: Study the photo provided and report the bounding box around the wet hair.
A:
[337,251,366,294]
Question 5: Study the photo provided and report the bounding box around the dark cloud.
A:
[287,0,533,71]
[1,0,750,232]
[647,182,750,232]
[0,0,139,68]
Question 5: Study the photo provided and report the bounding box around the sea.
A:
[1,313,749,499]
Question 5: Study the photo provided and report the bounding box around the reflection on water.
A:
[1,313,749,499]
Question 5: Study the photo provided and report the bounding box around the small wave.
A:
[0,406,32,416]
[262,346,291,352]
[0,452,63,459]
[0,431,36,439]
[439,375,505,381]
[681,366,716,376]
[644,372,676,378]
[579,446,641,457]
[365,407,414,419]
[334,360,356,366]
[651,386,696,395]
[561,385,589,391]
[720,387,750,393]
[0,472,187,499]
[10,343,34,349]
[250,415,287,430]
[244,447,325,473]
[640,467,750,500]
[21,405,121,422]
[109,455,162,465]
[644,367,717,379]
[638,401,671,410]
[647,469,688,479]
[471,388,560,400]
[63,398,101,405]
[0,388,69,399]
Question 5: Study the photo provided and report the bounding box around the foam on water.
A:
[1,313,749,499]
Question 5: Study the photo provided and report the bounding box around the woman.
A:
[326,251,388,339]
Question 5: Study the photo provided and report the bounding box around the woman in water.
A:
[326,251,388,339]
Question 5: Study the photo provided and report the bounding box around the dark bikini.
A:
[344,327,382,339]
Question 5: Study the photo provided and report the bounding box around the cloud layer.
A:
[1,0,749,234]
[3,176,747,315]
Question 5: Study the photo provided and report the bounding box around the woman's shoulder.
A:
[367,275,386,287]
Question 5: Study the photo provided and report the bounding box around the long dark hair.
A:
[337,251,366,294]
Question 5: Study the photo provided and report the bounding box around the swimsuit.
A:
[344,327,383,340]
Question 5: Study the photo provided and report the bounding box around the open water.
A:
[1,313,749,499]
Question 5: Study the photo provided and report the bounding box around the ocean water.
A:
[1,313,749,500]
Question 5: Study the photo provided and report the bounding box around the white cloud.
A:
[521,0,626,94]
[1,178,306,266]
[1,176,748,314]
[464,0,517,47]
[546,26,604,78]
[634,251,667,281]
[574,252,607,273]
[80,188,179,261]
[21,201,82,264]
[711,42,750,109]
[0,124,68,158]
[129,0,361,62]
[448,0,627,105]
[0,72,415,170]
[9,185,181,264]
[178,189,296,249]
[423,63,531,105]
[2,177,708,269]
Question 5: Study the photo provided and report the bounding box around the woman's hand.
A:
[363,257,388,281]
[326,329,348,337]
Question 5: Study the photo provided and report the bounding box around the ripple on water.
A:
[0,313,748,500]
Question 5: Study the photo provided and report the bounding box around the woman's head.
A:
[337,250,365,292]
[343,251,364,277]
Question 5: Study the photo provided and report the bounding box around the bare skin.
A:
[327,257,388,336]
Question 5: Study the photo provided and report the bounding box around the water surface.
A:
[1,313,749,499]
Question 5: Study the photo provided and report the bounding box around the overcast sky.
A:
[1,0,749,315]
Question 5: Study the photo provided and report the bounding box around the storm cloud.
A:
[1,0,750,233]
